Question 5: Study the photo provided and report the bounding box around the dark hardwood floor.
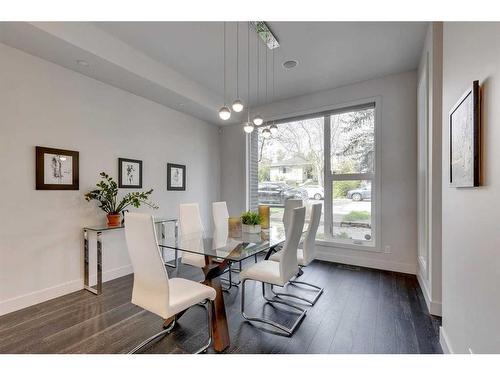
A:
[0,260,442,354]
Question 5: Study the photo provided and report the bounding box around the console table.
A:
[83,218,178,295]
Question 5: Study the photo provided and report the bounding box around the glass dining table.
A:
[158,225,289,353]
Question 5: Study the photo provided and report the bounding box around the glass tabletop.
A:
[158,225,289,262]
[84,217,177,232]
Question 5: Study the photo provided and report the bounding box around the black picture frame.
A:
[118,158,143,188]
[36,146,79,190]
[167,163,186,191]
[449,80,480,187]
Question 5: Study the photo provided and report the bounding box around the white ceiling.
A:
[96,22,427,102]
[0,22,428,125]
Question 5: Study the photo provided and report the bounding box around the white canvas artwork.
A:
[121,161,140,186]
[170,167,183,188]
[450,92,474,186]
[44,154,73,184]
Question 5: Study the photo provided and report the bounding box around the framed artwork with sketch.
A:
[167,163,186,191]
[118,158,142,188]
[449,80,480,187]
[36,146,79,190]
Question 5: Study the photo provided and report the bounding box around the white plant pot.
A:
[242,224,261,234]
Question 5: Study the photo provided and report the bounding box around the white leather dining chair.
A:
[179,203,207,268]
[240,206,307,336]
[282,199,303,236]
[269,203,324,305]
[212,201,239,289]
[124,212,216,354]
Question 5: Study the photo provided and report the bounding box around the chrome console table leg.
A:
[84,230,102,295]
[96,231,103,294]
[164,220,178,268]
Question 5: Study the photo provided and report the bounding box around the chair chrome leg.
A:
[241,279,306,336]
[270,282,323,306]
[289,280,324,305]
[220,262,241,292]
[194,300,213,354]
[128,317,176,354]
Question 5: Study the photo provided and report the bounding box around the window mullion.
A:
[323,115,333,238]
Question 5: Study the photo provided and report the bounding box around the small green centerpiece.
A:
[241,210,262,234]
[84,172,158,226]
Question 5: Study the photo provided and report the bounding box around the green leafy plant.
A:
[240,211,262,226]
[84,172,158,214]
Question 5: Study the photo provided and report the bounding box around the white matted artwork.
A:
[167,163,186,191]
[118,158,143,188]
[449,80,480,187]
[44,153,73,185]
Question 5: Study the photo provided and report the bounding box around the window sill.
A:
[315,238,381,253]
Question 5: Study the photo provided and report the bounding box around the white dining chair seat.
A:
[240,260,289,287]
[269,248,306,266]
[181,252,207,268]
[167,278,216,317]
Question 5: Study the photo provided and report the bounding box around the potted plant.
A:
[84,172,158,226]
[241,211,262,234]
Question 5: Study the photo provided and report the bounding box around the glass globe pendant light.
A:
[252,115,263,126]
[218,22,231,121]
[243,122,255,133]
[232,99,243,112]
[219,106,231,120]
[262,127,271,139]
[270,123,278,135]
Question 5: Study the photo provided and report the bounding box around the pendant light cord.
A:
[256,29,259,108]
[247,22,250,122]
[223,22,226,106]
[265,40,268,108]
[236,22,239,99]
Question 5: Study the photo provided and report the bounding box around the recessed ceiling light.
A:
[76,59,89,67]
[282,60,298,70]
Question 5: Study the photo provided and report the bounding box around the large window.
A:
[253,102,377,248]
[328,106,375,246]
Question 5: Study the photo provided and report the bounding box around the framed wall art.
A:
[118,158,143,188]
[167,163,186,191]
[36,146,79,190]
[449,80,480,187]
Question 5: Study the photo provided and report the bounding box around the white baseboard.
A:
[0,264,133,317]
[440,326,453,354]
[416,272,442,316]
[316,249,416,274]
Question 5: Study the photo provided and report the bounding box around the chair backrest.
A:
[212,201,229,231]
[124,212,170,318]
[283,199,303,235]
[302,203,322,265]
[280,206,306,282]
[179,203,204,236]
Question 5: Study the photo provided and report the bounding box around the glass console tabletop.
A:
[158,225,291,263]
[84,217,177,232]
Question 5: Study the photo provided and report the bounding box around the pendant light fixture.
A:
[269,47,278,136]
[218,22,231,121]
[243,22,254,134]
[232,23,244,113]
[262,127,271,138]
[252,30,263,126]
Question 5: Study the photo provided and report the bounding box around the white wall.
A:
[441,22,500,354]
[416,22,443,316]
[221,71,418,274]
[0,43,221,315]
